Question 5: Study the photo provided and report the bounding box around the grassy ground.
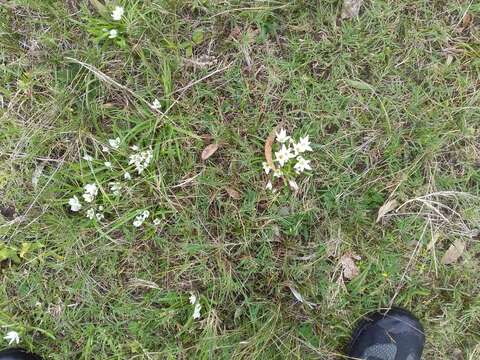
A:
[1,0,480,359]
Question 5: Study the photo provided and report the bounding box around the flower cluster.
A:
[67,137,157,228]
[128,148,153,175]
[133,210,150,228]
[107,6,124,39]
[189,293,202,320]
[263,128,313,192]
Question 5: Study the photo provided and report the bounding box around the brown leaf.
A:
[264,129,277,171]
[340,253,361,280]
[376,199,398,223]
[225,187,241,200]
[201,143,219,161]
[341,0,363,19]
[1,205,15,220]
[441,240,466,265]
[462,13,473,28]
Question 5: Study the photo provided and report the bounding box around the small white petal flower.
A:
[101,145,110,153]
[111,6,124,21]
[124,172,132,180]
[86,208,95,220]
[153,218,161,226]
[82,154,93,161]
[273,169,283,178]
[294,156,312,174]
[84,183,98,196]
[98,205,104,211]
[83,183,98,203]
[108,29,118,39]
[275,128,290,143]
[288,179,299,191]
[130,145,139,151]
[83,193,94,203]
[193,302,202,319]
[275,145,293,167]
[104,161,112,169]
[4,331,20,345]
[296,136,313,153]
[108,137,121,149]
[265,181,273,191]
[151,99,161,110]
[189,293,197,305]
[96,212,104,221]
[68,196,82,212]
[262,162,271,175]
[128,149,153,174]
[109,182,122,196]
[133,210,150,227]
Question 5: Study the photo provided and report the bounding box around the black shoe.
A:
[347,307,425,360]
[0,349,42,360]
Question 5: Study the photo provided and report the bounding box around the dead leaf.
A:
[1,205,15,220]
[201,143,219,161]
[341,0,363,19]
[462,13,473,28]
[441,240,466,265]
[264,129,277,171]
[32,161,46,189]
[340,253,361,280]
[427,233,440,251]
[288,286,317,309]
[225,187,241,200]
[376,199,398,223]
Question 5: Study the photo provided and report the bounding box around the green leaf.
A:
[344,79,375,91]
[192,29,204,45]
[0,246,20,263]
[20,242,43,258]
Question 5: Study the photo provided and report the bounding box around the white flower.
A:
[124,172,132,180]
[128,149,153,174]
[189,293,197,305]
[193,302,202,319]
[108,137,121,149]
[265,181,273,191]
[275,128,290,143]
[83,183,98,203]
[133,210,150,227]
[68,196,82,212]
[104,161,112,169]
[262,162,271,175]
[109,182,122,196]
[275,144,293,167]
[4,331,20,345]
[95,212,104,221]
[83,154,93,161]
[86,208,95,220]
[111,6,124,21]
[153,218,161,226]
[294,156,312,174]
[83,193,94,203]
[130,145,139,151]
[294,136,312,153]
[273,169,283,178]
[108,29,118,39]
[151,99,161,110]
[288,179,299,191]
[141,210,150,219]
[101,145,110,153]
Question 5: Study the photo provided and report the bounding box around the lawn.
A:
[1,0,480,359]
